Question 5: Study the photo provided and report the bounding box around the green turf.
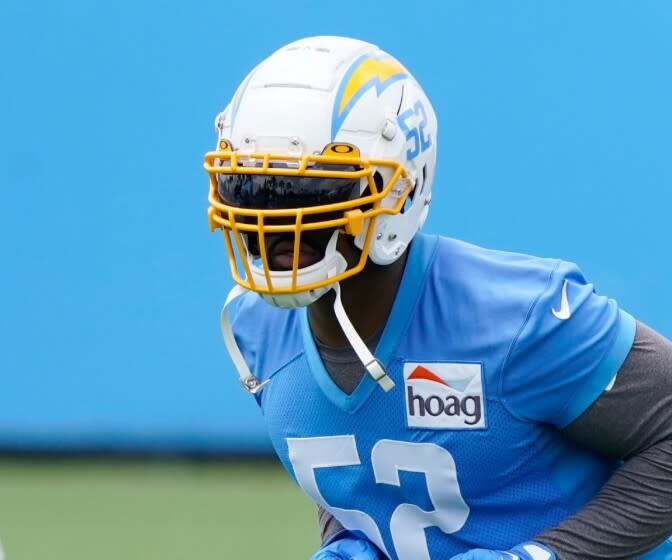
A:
[0,458,319,560]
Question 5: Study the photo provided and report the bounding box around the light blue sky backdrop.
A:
[1,1,670,451]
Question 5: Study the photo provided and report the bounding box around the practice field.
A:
[0,457,318,560]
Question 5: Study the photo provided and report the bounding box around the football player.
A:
[205,36,672,560]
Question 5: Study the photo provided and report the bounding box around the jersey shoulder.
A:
[418,235,564,342]
[432,235,562,294]
[420,235,635,427]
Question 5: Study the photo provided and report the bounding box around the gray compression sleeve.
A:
[318,504,345,544]
[537,321,672,559]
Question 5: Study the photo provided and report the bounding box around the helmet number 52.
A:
[287,435,470,560]
[398,100,433,161]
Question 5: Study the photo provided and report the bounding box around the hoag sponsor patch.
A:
[404,363,486,429]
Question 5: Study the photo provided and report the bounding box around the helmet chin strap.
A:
[220,281,395,394]
[329,282,395,391]
[220,284,269,394]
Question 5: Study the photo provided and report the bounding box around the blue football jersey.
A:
[231,233,671,559]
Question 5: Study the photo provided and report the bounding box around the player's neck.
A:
[307,251,408,348]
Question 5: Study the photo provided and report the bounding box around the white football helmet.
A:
[208,36,438,393]
[205,35,437,308]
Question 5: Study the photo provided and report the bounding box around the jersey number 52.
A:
[287,435,469,560]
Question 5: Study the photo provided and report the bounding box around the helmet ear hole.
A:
[373,171,384,192]
[400,164,427,214]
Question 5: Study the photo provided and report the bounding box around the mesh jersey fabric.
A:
[227,233,663,559]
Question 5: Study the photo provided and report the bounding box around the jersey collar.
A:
[299,233,439,412]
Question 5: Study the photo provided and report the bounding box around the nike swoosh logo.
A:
[552,279,571,320]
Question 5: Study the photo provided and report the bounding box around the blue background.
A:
[1,1,670,452]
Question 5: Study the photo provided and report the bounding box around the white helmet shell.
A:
[215,36,437,270]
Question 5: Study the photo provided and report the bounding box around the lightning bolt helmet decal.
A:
[331,52,408,139]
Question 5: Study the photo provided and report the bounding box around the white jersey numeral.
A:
[372,439,470,559]
[287,436,390,557]
[287,436,470,560]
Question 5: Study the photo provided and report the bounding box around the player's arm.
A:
[318,504,345,544]
[533,321,672,559]
[313,506,385,559]
[452,321,672,560]
[454,260,672,560]
[310,506,382,559]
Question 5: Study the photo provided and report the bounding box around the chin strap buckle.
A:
[364,358,395,392]
[240,375,270,395]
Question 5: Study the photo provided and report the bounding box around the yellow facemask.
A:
[205,140,413,296]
